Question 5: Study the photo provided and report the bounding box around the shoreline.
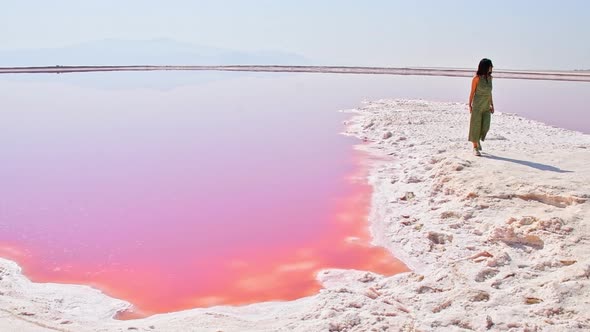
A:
[2,99,589,331]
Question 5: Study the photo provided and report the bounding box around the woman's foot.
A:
[474,148,481,156]
[477,141,482,151]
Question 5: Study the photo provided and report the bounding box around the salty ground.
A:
[1,99,589,331]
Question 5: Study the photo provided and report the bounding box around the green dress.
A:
[468,76,493,142]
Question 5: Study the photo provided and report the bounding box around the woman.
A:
[468,58,494,156]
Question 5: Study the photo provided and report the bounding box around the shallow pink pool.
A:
[0,74,407,316]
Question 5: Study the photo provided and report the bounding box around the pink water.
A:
[0,74,407,316]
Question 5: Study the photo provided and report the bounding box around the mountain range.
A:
[0,38,310,66]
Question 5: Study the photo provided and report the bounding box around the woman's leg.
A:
[480,111,492,141]
[472,141,481,156]
[469,111,483,156]
[468,110,482,143]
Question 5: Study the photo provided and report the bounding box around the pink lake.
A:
[0,73,409,316]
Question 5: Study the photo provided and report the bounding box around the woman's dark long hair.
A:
[476,58,493,82]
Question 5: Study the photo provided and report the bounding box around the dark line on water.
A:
[1,65,589,82]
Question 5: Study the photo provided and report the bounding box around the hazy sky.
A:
[1,0,588,69]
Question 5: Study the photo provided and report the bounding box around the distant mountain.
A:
[0,38,311,66]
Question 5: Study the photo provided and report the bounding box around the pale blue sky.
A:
[1,0,588,69]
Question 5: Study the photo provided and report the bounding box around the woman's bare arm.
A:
[469,76,479,113]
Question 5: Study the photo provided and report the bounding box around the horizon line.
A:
[1,65,589,82]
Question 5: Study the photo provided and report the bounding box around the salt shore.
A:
[1,99,589,331]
